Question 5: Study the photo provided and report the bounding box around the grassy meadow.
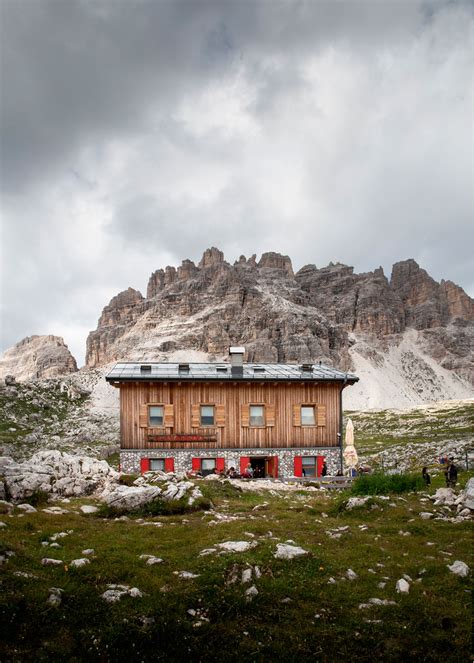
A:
[1,476,472,662]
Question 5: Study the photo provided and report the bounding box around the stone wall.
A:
[120,447,342,477]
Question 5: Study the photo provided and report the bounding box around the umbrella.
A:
[343,418,359,470]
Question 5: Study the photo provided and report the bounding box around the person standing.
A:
[447,458,458,488]
[422,466,431,486]
[321,461,328,477]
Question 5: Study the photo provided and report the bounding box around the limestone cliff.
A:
[0,335,78,382]
[85,248,473,406]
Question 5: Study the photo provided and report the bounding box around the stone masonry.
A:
[120,447,342,477]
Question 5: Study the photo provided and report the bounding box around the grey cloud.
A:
[1,0,472,363]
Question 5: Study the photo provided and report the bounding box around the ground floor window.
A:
[201,458,216,476]
[302,456,317,477]
[150,458,165,471]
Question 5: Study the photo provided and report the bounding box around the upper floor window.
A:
[200,405,215,426]
[149,405,164,426]
[250,405,265,426]
[301,405,316,426]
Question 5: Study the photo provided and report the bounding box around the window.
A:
[200,405,215,426]
[250,405,265,426]
[140,364,152,374]
[149,405,164,426]
[201,458,216,477]
[150,458,165,471]
[216,366,228,374]
[302,456,317,477]
[301,405,316,426]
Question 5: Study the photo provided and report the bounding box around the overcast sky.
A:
[1,0,472,366]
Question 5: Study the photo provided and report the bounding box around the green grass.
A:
[0,482,472,662]
[350,472,425,495]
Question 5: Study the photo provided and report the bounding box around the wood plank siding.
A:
[119,381,343,450]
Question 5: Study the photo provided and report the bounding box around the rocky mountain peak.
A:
[257,252,294,276]
[0,335,77,382]
[199,247,225,268]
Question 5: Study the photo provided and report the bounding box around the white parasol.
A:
[343,418,359,470]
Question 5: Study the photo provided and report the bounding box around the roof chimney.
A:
[229,346,245,376]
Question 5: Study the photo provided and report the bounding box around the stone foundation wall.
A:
[120,447,342,477]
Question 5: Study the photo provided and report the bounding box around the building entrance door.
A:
[265,456,278,478]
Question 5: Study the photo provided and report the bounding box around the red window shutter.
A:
[165,458,175,473]
[317,456,324,477]
[273,456,278,478]
[294,456,302,477]
[240,456,250,475]
[216,458,225,472]
[192,458,201,472]
[140,458,150,474]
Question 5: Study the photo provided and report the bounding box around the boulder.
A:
[102,485,163,512]
[432,487,456,506]
[274,544,308,560]
[396,579,410,593]
[447,560,470,577]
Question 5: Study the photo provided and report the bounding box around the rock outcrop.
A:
[84,249,473,407]
[0,335,78,382]
[1,450,118,501]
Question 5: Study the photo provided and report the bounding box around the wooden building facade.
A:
[106,349,358,478]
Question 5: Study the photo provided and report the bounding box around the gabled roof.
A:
[105,361,358,383]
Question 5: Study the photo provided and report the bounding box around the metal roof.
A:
[105,361,358,383]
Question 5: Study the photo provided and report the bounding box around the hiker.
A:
[226,466,237,478]
[321,461,328,477]
[422,466,431,486]
[447,458,458,488]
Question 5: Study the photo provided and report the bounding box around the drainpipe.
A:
[339,375,348,473]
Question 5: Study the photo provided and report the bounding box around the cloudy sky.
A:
[1,0,472,366]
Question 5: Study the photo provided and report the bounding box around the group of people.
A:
[421,456,458,488]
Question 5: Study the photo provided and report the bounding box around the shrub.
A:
[23,490,50,506]
[350,472,424,495]
[97,495,212,519]
[119,474,138,486]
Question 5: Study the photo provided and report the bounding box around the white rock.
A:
[396,578,410,593]
[419,512,434,519]
[16,503,37,513]
[345,496,371,510]
[102,485,163,512]
[217,541,258,553]
[447,560,470,577]
[47,587,63,607]
[145,556,163,565]
[254,566,261,579]
[327,577,336,585]
[175,571,200,579]
[41,558,63,566]
[377,582,386,589]
[245,585,258,601]
[82,549,95,555]
[241,568,253,584]
[70,558,90,568]
[101,589,126,603]
[346,569,358,581]
[432,487,456,506]
[274,543,308,560]
[129,587,143,598]
[80,505,99,514]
